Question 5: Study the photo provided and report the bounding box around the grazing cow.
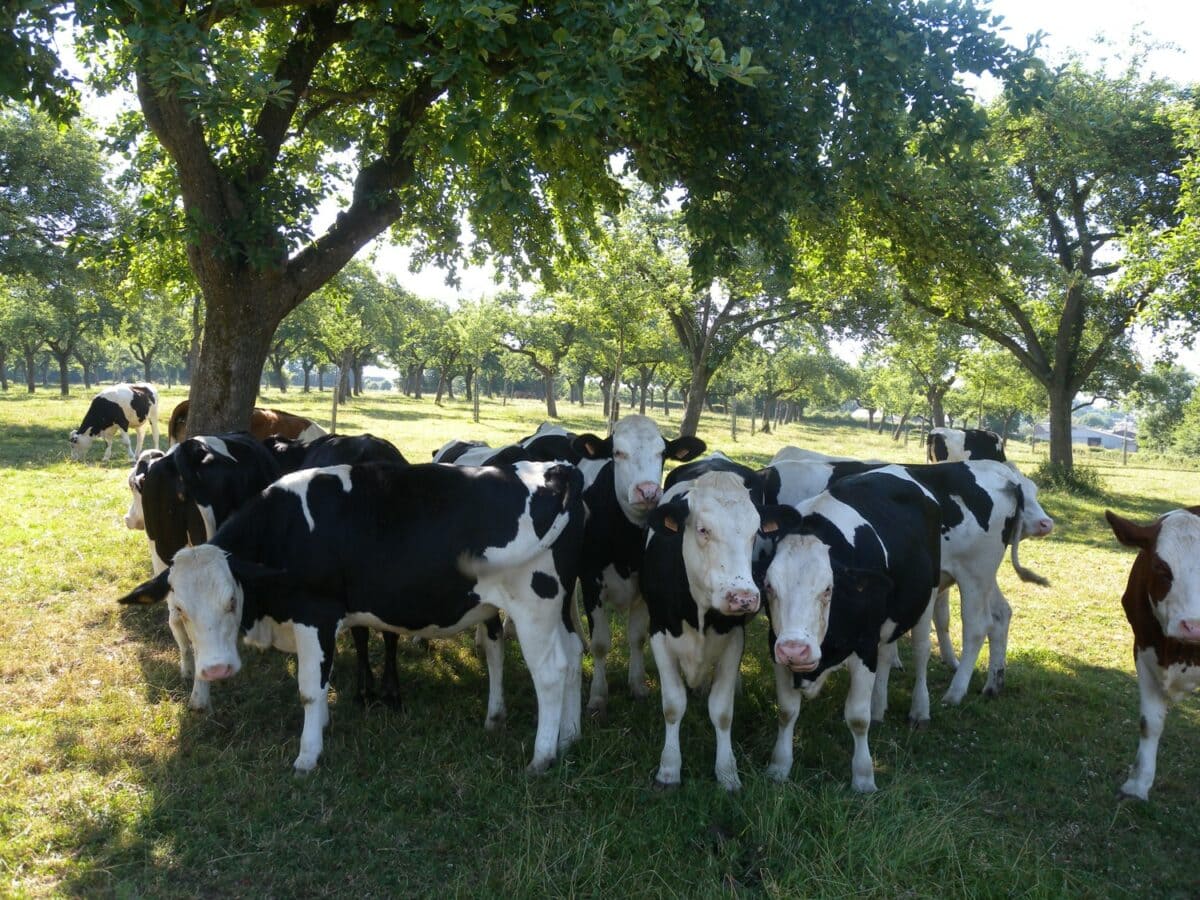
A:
[759,466,942,791]
[118,460,587,774]
[1106,508,1200,800]
[641,471,787,790]
[570,416,705,715]
[69,383,160,461]
[925,427,1005,464]
[168,399,325,445]
[770,458,1054,704]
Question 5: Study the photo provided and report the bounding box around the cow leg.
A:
[845,654,877,793]
[767,663,803,782]
[709,629,744,792]
[292,622,336,773]
[870,641,896,723]
[350,626,375,704]
[168,606,210,711]
[559,627,584,752]
[149,412,160,450]
[934,588,958,670]
[982,589,1012,697]
[507,607,569,774]
[132,425,144,459]
[586,601,612,717]
[650,633,687,788]
[943,575,991,704]
[1121,649,1168,800]
[481,615,507,731]
[627,596,651,700]
[380,632,401,709]
[908,591,936,726]
[120,429,134,461]
[101,434,114,461]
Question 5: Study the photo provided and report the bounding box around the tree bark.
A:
[543,372,558,418]
[930,394,946,428]
[302,362,312,393]
[680,365,714,437]
[599,375,612,418]
[53,351,71,397]
[1048,381,1075,469]
[183,298,276,437]
[22,345,37,393]
[0,346,8,391]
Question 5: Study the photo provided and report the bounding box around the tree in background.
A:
[499,291,578,419]
[451,298,503,423]
[1127,362,1196,452]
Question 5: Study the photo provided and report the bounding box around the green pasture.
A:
[1,387,1198,897]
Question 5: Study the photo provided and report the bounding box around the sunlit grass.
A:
[1,386,1198,896]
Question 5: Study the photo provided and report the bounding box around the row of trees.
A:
[3,4,1198,470]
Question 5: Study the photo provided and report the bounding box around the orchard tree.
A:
[499,291,578,418]
[451,298,503,422]
[1127,362,1196,452]
[35,0,1027,434]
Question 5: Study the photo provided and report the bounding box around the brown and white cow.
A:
[1106,507,1200,800]
[168,399,325,445]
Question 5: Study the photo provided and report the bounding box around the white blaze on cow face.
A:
[678,471,762,616]
[611,415,671,524]
[165,545,244,681]
[1148,510,1200,642]
[765,534,832,672]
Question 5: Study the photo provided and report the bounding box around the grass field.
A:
[2,386,1198,897]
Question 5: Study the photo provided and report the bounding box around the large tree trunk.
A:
[929,394,946,428]
[54,351,71,397]
[23,345,36,393]
[576,372,586,406]
[187,295,203,382]
[543,372,558,418]
[761,396,776,435]
[184,300,278,437]
[1047,381,1075,470]
[0,345,9,391]
[599,374,612,418]
[680,366,714,437]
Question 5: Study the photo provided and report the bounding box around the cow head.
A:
[125,449,167,530]
[761,510,893,673]
[1014,468,1054,538]
[648,471,770,616]
[118,545,283,680]
[576,416,706,524]
[1108,509,1200,643]
[68,429,95,461]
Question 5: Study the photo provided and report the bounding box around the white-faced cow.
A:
[1106,508,1200,800]
[119,460,587,774]
[570,416,705,715]
[758,466,942,792]
[769,457,1054,705]
[69,382,160,462]
[168,399,325,445]
[925,427,1005,464]
[641,469,788,791]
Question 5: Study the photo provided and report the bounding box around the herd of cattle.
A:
[63,382,1200,799]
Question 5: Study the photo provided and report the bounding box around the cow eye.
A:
[226,598,236,614]
[697,525,710,537]
[1152,558,1173,582]
[615,450,629,460]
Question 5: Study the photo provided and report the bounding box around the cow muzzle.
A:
[722,589,760,616]
[630,481,662,509]
[775,639,820,672]
[1172,619,1200,643]
[1030,517,1054,537]
[198,661,239,681]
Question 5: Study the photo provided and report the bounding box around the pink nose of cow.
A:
[1177,620,1200,641]
[200,663,235,681]
[632,482,662,507]
[724,589,760,615]
[775,640,819,671]
[1032,518,1054,537]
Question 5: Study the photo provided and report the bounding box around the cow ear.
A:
[665,436,706,462]
[648,499,689,536]
[118,570,170,605]
[573,434,612,460]
[759,504,803,537]
[754,466,782,505]
[1105,510,1161,550]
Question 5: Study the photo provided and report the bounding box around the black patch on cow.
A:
[962,429,1005,462]
[531,571,558,598]
[665,456,780,507]
[578,462,650,618]
[268,433,407,472]
[128,386,154,424]
[527,464,581,540]
[484,611,503,640]
[436,440,487,463]
[1001,482,1024,546]
[926,433,948,462]
[78,396,127,436]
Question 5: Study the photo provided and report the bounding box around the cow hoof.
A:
[651,777,680,793]
[484,711,507,732]
[629,682,650,701]
[1118,783,1149,802]
[525,757,554,776]
[982,685,1000,699]
[909,716,931,731]
[851,777,878,794]
[941,690,965,706]
[717,774,742,793]
[586,699,608,723]
[765,764,791,783]
[871,716,885,726]
[293,755,319,774]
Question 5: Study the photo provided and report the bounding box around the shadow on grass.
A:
[49,607,1200,897]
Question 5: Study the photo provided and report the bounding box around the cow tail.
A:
[1009,485,1050,586]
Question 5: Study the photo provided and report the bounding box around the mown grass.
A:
[1,386,1198,897]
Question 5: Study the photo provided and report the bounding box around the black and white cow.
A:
[431,439,489,464]
[769,457,1054,704]
[124,448,166,531]
[759,466,942,791]
[118,460,587,774]
[925,427,1005,464]
[570,416,705,715]
[70,382,160,461]
[641,470,788,790]
[434,422,586,469]
[663,451,782,508]
[264,433,408,470]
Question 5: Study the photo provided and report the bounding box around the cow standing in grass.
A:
[119,460,586,774]
[69,383,160,462]
[1107,508,1200,800]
